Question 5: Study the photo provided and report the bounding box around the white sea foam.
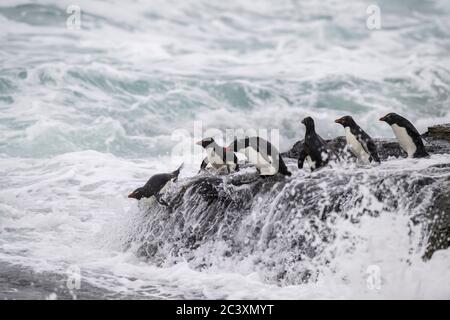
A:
[0,0,449,299]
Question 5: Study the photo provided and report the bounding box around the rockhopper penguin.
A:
[128,163,183,205]
[335,115,380,163]
[298,117,332,171]
[196,137,239,174]
[229,136,291,177]
[379,113,429,158]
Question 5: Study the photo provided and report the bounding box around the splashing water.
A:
[0,0,449,299]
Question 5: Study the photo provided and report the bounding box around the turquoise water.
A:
[0,0,449,299]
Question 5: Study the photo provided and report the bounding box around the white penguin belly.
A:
[306,155,315,169]
[345,127,370,162]
[206,148,224,165]
[244,147,276,175]
[206,147,238,172]
[391,124,416,157]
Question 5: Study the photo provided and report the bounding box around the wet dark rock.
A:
[425,123,450,142]
[282,123,450,261]
[126,124,450,283]
[424,181,450,260]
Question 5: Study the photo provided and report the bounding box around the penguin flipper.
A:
[409,128,430,158]
[366,140,381,163]
[234,154,240,172]
[252,137,273,165]
[317,134,328,146]
[403,124,429,158]
[199,157,209,172]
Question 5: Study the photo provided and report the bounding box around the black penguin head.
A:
[301,117,315,131]
[128,187,144,200]
[196,137,215,149]
[379,113,403,125]
[335,115,356,128]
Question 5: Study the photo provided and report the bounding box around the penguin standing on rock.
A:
[196,137,239,174]
[229,136,291,177]
[298,117,332,171]
[379,113,429,158]
[128,163,183,205]
[335,115,380,163]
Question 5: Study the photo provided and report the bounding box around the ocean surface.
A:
[0,0,450,299]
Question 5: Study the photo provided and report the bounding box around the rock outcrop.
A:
[125,124,450,284]
[425,124,450,142]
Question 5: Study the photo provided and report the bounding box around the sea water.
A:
[0,0,449,299]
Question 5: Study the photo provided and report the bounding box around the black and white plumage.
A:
[128,163,183,205]
[298,117,331,171]
[335,115,380,163]
[196,137,239,174]
[379,113,429,158]
[229,136,291,177]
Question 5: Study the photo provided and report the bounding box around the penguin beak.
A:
[335,118,343,124]
[128,191,137,199]
[379,116,386,122]
[195,140,202,146]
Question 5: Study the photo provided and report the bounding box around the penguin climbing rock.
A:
[379,113,429,158]
[128,163,183,205]
[298,117,332,171]
[229,136,291,177]
[196,137,239,173]
[335,115,380,163]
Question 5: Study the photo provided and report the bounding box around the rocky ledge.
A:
[125,124,450,283]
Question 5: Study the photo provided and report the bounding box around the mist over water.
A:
[0,0,449,299]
